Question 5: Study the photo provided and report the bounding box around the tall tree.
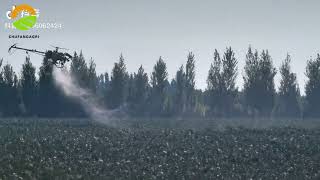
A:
[64,51,90,116]
[151,57,168,93]
[175,65,186,113]
[87,59,98,93]
[243,46,260,115]
[221,47,238,116]
[305,54,320,117]
[127,66,149,115]
[259,50,277,115]
[276,54,301,117]
[38,56,66,116]
[109,54,128,109]
[185,52,196,110]
[0,59,3,115]
[243,47,276,117]
[127,73,135,108]
[134,66,149,114]
[104,72,109,86]
[207,49,223,115]
[150,57,169,115]
[206,48,238,116]
[97,74,105,95]
[0,63,20,116]
[20,56,37,116]
[97,72,109,103]
[102,72,110,107]
[70,51,88,88]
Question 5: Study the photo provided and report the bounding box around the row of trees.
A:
[0,46,320,118]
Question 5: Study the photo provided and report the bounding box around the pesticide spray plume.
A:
[52,68,122,125]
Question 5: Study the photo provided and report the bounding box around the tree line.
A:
[0,46,320,118]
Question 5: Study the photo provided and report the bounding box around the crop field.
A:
[0,118,320,179]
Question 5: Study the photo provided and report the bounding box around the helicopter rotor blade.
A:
[50,45,69,51]
[8,43,18,53]
[8,44,46,55]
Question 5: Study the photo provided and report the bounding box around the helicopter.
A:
[8,44,73,68]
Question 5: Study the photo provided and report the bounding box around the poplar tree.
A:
[0,63,20,116]
[109,54,128,109]
[305,54,320,117]
[207,49,223,115]
[127,65,149,115]
[175,65,186,113]
[221,47,238,116]
[87,59,98,93]
[20,56,37,115]
[185,52,196,110]
[276,54,301,117]
[243,47,276,117]
[150,57,168,115]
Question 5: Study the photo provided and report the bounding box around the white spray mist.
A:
[52,68,117,124]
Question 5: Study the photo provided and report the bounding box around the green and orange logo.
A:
[9,4,37,31]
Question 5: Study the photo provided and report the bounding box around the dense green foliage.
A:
[20,57,37,116]
[109,55,128,109]
[0,46,320,118]
[305,54,320,117]
[243,48,277,116]
[207,47,238,117]
[276,54,301,117]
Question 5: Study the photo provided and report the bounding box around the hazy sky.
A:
[1,0,320,93]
